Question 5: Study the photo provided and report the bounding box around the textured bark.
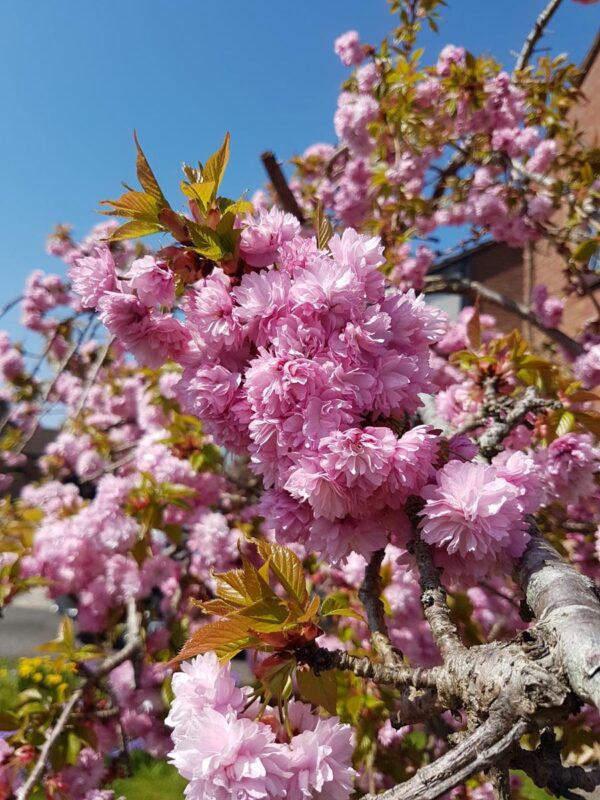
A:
[359,549,404,666]
[516,531,600,709]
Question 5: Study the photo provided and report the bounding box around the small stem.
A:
[359,549,403,666]
[260,151,305,223]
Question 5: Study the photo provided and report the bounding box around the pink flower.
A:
[287,716,356,800]
[168,708,291,800]
[419,461,528,576]
[184,269,243,355]
[532,284,563,329]
[334,30,364,67]
[97,291,151,348]
[308,515,389,564]
[240,207,300,268]
[526,140,557,174]
[436,44,466,76]
[165,653,247,736]
[538,433,599,504]
[68,245,117,309]
[129,256,176,307]
[233,269,291,344]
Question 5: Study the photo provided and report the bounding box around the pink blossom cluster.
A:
[177,217,448,563]
[68,244,190,369]
[166,653,355,800]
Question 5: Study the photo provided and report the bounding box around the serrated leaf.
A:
[180,180,216,210]
[296,593,321,623]
[187,221,225,259]
[100,191,160,221]
[556,410,576,437]
[320,593,365,621]
[172,617,255,664]
[215,568,256,607]
[236,597,289,630]
[255,541,308,608]
[199,598,238,616]
[296,668,337,715]
[134,131,168,206]
[107,220,163,241]
[203,132,230,191]
[315,203,333,250]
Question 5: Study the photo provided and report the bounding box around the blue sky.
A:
[0,0,598,341]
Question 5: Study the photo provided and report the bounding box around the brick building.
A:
[429,32,600,342]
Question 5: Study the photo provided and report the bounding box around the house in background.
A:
[429,32,600,341]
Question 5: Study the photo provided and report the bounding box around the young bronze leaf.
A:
[180,180,216,210]
[172,617,254,664]
[203,132,231,193]
[296,667,338,715]
[215,568,256,607]
[256,540,308,607]
[134,131,168,206]
[466,296,481,351]
[235,597,289,630]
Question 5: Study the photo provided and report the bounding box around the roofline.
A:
[429,240,502,274]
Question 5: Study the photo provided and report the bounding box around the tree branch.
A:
[412,534,466,661]
[363,704,529,800]
[516,529,600,710]
[515,0,564,72]
[512,736,600,796]
[477,386,560,459]
[295,642,441,691]
[424,276,583,356]
[359,549,403,666]
[260,151,306,223]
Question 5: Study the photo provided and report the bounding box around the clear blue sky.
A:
[0,0,598,341]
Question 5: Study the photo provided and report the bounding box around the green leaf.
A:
[321,593,365,622]
[556,410,575,437]
[296,667,338,715]
[235,597,289,630]
[134,131,168,206]
[572,238,599,263]
[100,191,160,221]
[256,540,309,608]
[180,180,216,210]
[106,220,163,241]
[203,132,231,192]
[187,221,225,259]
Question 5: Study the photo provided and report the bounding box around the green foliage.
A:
[108,751,187,800]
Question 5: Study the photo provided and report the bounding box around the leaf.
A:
[296,594,321,623]
[556,410,575,437]
[466,297,481,351]
[256,540,308,608]
[180,180,216,210]
[315,203,333,250]
[172,617,255,664]
[203,132,231,192]
[296,668,338,715]
[106,220,163,242]
[572,238,599,263]
[573,411,600,438]
[134,131,168,206]
[215,568,256,607]
[187,221,225,259]
[100,191,160,221]
[236,597,289,630]
[320,593,365,622]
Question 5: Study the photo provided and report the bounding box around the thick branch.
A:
[424,276,583,356]
[260,151,305,223]
[359,549,403,666]
[363,705,528,800]
[512,741,600,796]
[516,530,600,710]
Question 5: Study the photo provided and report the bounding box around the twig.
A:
[412,534,466,660]
[477,386,560,459]
[515,0,564,72]
[260,151,306,223]
[73,335,115,417]
[295,642,441,691]
[424,276,583,356]
[358,549,403,666]
[0,294,24,321]
[17,600,141,800]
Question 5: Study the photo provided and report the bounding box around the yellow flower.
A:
[45,674,61,686]
[32,672,44,683]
